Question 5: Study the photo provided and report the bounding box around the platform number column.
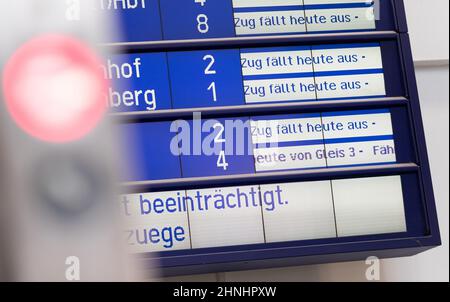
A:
[213,122,228,171]
[160,0,236,40]
[195,0,209,34]
[204,54,217,103]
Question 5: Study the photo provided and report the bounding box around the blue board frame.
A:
[106,0,441,276]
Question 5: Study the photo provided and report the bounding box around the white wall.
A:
[161,0,450,282]
[381,65,449,281]
[404,0,449,64]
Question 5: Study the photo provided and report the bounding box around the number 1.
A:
[208,82,217,102]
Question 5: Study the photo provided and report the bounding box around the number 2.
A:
[213,123,228,170]
[213,123,225,143]
[203,55,216,74]
[204,55,217,102]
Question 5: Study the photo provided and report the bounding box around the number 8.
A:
[197,14,209,34]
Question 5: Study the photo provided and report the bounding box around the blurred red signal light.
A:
[2,34,108,143]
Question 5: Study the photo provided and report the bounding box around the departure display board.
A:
[96,0,400,43]
[118,108,412,181]
[105,0,440,276]
[106,42,399,112]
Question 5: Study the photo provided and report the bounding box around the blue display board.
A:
[96,0,403,43]
[108,42,405,113]
[109,0,440,276]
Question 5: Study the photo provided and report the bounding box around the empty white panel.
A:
[332,176,407,237]
[261,181,337,242]
[187,186,265,249]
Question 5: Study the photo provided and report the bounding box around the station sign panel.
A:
[106,0,440,275]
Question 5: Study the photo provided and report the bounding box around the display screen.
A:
[121,175,407,253]
[104,0,438,269]
[106,43,394,113]
[117,107,412,182]
[93,0,395,43]
[233,0,376,35]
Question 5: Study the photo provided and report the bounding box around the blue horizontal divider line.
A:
[305,28,378,35]
[245,98,318,105]
[233,2,373,13]
[317,94,386,102]
[240,45,311,53]
[305,68,384,77]
[243,68,383,81]
[240,43,378,54]
[251,108,389,121]
[251,113,322,121]
[303,2,374,10]
[254,139,324,149]
[311,42,380,50]
[243,72,314,81]
[255,165,328,173]
[235,31,308,37]
[244,95,392,106]
[234,5,304,13]
[326,161,398,169]
[321,108,390,116]
[254,135,394,149]
[236,28,378,37]
[325,135,394,144]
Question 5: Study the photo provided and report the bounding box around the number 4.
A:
[217,151,229,171]
[195,0,206,6]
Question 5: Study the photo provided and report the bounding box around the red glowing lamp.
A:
[2,34,108,143]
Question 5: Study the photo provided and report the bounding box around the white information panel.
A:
[121,176,408,253]
[251,109,396,172]
[233,0,376,36]
[333,176,407,237]
[241,44,386,104]
[186,186,265,249]
[261,181,336,243]
[122,190,191,253]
